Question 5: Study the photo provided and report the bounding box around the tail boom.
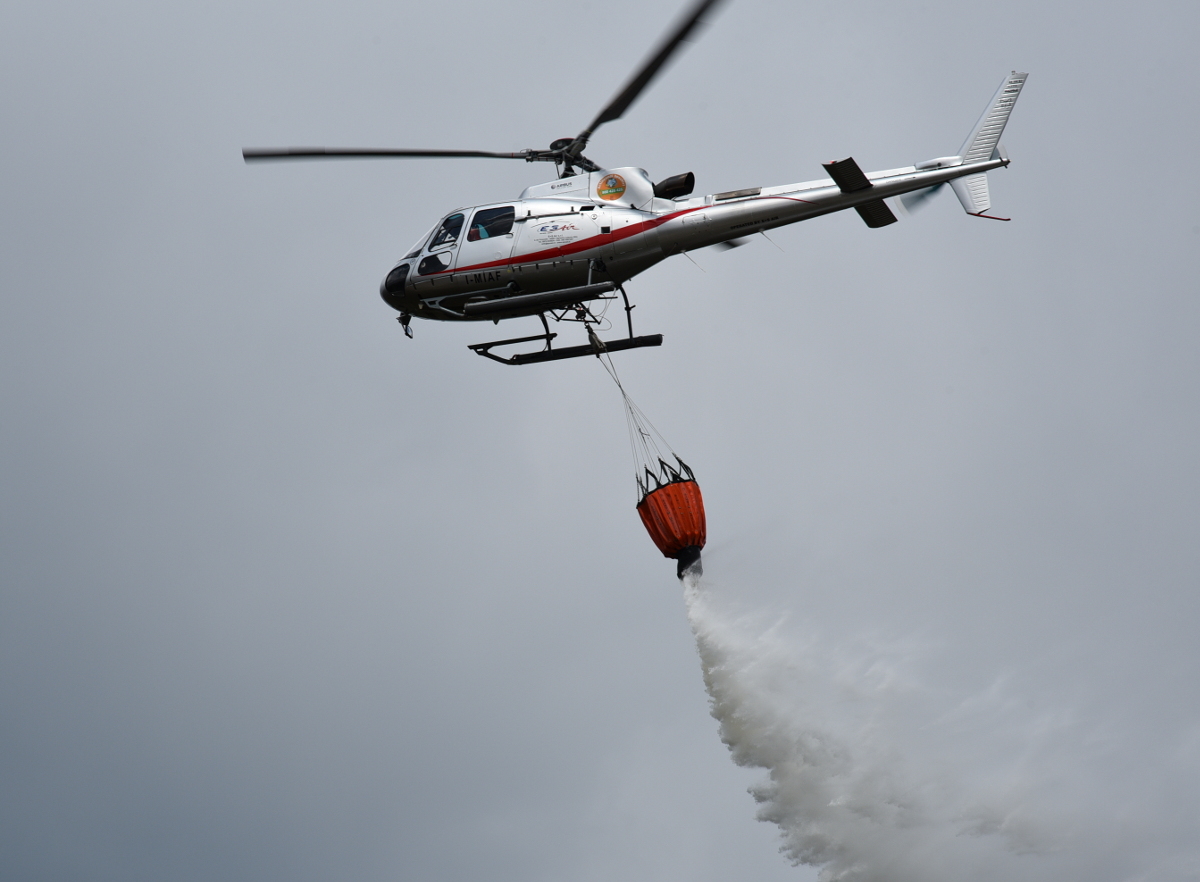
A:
[653,70,1028,249]
[655,156,1010,251]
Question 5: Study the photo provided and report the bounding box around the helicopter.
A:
[244,0,1027,366]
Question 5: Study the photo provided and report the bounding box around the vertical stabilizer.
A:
[959,71,1028,164]
[950,172,992,214]
[950,71,1027,217]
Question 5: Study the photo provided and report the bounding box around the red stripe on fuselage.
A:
[435,196,813,276]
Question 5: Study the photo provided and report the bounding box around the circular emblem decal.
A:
[597,173,627,201]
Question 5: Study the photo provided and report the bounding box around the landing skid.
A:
[468,278,661,366]
[470,332,663,366]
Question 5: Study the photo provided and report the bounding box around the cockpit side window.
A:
[467,206,515,242]
[428,213,465,250]
[417,252,452,275]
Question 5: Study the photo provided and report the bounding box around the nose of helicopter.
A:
[380,263,409,312]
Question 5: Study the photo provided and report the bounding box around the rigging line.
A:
[597,347,678,468]
[598,348,647,484]
[600,352,656,484]
[625,393,676,460]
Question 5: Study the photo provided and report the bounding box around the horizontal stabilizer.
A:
[823,157,897,227]
[855,200,898,228]
[823,157,873,193]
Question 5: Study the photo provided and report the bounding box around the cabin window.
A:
[467,206,515,242]
[428,212,465,249]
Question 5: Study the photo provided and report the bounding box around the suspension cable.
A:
[596,346,683,501]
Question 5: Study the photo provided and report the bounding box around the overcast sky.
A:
[3,1,1199,881]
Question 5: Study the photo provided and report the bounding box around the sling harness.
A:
[598,347,706,579]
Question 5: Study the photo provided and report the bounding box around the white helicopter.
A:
[245,0,1027,365]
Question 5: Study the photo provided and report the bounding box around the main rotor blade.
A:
[242,147,531,163]
[570,0,724,154]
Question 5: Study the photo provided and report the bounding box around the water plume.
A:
[681,573,1199,882]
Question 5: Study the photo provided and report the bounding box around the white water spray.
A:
[679,573,1151,882]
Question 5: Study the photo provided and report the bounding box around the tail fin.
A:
[951,71,1028,217]
[960,71,1028,163]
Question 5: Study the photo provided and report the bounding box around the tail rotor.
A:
[898,182,946,214]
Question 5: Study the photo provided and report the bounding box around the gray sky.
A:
[3,1,1199,880]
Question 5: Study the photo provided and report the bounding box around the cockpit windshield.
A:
[428,212,465,250]
[403,225,436,260]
